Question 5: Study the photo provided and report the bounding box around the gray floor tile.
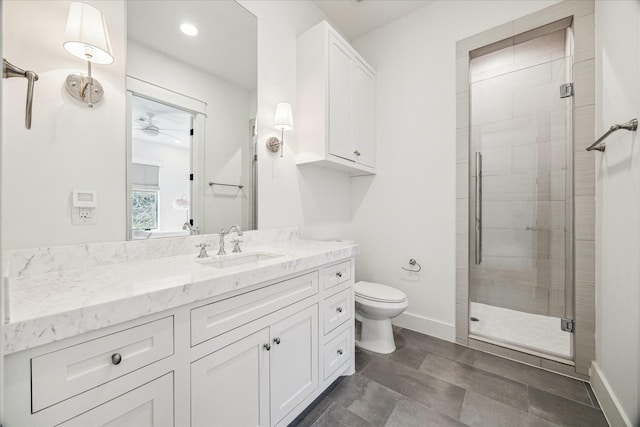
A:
[472,351,592,405]
[290,394,334,427]
[323,374,402,426]
[528,386,609,427]
[394,329,477,365]
[365,342,429,370]
[420,352,529,412]
[384,398,469,427]
[355,348,373,373]
[460,390,557,427]
[361,359,466,420]
[304,328,608,427]
[310,401,373,427]
[585,382,600,409]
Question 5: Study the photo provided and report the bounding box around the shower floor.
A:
[469,302,572,359]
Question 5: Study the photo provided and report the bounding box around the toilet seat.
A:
[355,281,407,303]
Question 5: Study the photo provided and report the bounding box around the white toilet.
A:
[355,281,408,354]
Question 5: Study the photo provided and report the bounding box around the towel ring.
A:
[401,259,422,273]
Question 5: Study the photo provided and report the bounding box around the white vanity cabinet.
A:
[4,257,356,427]
[191,304,318,427]
[297,21,376,175]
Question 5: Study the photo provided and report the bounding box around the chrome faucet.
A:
[218,225,243,255]
[183,222,200,235]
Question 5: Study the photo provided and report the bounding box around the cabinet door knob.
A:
[337,349,344,356]
[111,353,122,365]
[354,150,361,156]
[336,271,342,278]
[264,343,271,351]
[273,337,281,345]
[336,307,343,313]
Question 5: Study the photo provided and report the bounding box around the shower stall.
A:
[467,28,575,362]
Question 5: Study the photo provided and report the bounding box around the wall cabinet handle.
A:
[263,343,271,351]
[273,337,281,345]
[111,353,122,365]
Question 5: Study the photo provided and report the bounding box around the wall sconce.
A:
[266,102,293,157]
[63,2,114,107]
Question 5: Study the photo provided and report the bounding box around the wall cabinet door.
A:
[58,373,174,427]
[270,305,319,425]
[191,328,270,427]
[328,34,355,162]
[352,59,376,168]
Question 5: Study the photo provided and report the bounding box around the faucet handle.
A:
[195,243,211,258]
[231,238,242,253]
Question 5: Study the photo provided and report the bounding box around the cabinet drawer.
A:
[191,271,319,346]
[321,261,351,291]
[58,372,174,427]
[323,288,351,335]
[32,316,174,413]
[323,327,351,380]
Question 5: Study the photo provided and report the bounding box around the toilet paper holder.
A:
[401,259,422,273]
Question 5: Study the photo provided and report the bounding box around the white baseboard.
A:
[392,311,456,342]
[590,361,633,427]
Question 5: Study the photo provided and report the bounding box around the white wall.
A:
[1,0,126,249]
[350,0,560,340]
[594,1,640,425]
[238,1,353,240]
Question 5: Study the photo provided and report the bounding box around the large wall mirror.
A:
[1,0,257,250]
[126,0,258,239]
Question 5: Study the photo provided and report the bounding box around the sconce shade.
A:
[274,102,293,131]
[64,2,114,64]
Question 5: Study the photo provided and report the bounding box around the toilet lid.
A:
[355,281,407,303]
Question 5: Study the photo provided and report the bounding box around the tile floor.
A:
[291,326,608,427]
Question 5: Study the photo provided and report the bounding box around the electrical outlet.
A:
[72,207,96,225]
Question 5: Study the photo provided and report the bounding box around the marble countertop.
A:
[4,239,358,354]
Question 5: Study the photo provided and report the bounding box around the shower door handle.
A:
[475,152,482,265]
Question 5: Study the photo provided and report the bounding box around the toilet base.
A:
[357,317,396,354]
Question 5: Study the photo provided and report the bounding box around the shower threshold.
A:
[469,302,572,362]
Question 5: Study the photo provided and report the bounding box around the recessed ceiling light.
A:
[180,23,198,36]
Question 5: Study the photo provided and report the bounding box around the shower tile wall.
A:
[469,30,569,318]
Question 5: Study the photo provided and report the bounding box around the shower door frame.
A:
[455,1,596,380]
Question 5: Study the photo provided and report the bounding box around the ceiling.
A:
[127,1,257,92]
[313,0,431,41]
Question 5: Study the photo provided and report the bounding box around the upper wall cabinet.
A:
[297,21,376,175]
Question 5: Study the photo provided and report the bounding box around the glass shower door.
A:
[469,57,573,360]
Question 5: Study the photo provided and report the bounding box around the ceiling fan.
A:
[134,112,186,138]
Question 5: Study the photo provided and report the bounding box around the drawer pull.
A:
[336,307,343,313]
[111,353,122,365]
[273,337,281,345]
[263,343,271,351]
[336,272,342,278]
[337,349,344,356]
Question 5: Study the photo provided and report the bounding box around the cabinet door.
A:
[58,373,174,427]
[191,328,270,427]
[352,59,375,168]
[270,305,319,425]
[328,34,355,162]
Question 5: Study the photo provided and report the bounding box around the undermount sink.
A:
[196,251,283,269]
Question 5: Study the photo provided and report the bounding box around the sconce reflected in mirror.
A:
[63,2,113,107]
[266,102,293,158]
